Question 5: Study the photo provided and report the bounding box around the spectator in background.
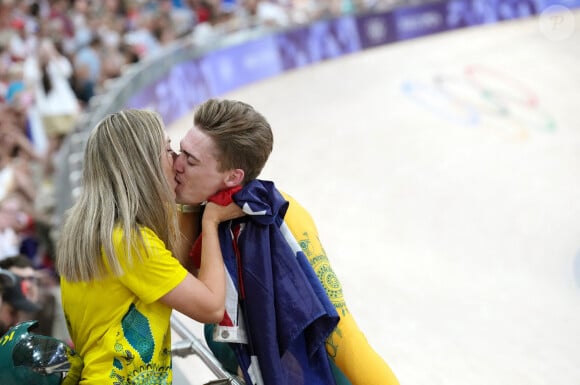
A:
[0,190,56,272]
[286,0,327,24]
[190,1,228,45]
[0,194,33,260]
[0,131,39,205]
[1,255,41,305]
[0,210,20,260]
[72,34,102,105]
[122,11,162,58]
[2,62,48,158]
[23,38,80,177]
[0,100,42,261]
[0,275,41,336]
[48,0,75,41]
[0,254,56,336]
[240,0,292,28]
[0,152,55,269]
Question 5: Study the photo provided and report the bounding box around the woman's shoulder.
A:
[111,225,164,247]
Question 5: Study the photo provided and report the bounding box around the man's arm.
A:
[281,191,400,385]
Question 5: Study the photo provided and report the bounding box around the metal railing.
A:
[171,315,245,385]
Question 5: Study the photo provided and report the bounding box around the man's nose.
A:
[173,152,184,171]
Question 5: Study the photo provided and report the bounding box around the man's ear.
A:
[224,168,244,187]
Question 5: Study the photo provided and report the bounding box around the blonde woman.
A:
[56,109,242,385]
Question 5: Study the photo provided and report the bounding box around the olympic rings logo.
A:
[401,65,556,141]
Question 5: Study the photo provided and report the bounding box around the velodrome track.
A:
[167,9,580,385]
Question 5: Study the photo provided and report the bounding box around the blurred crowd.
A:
[0,0,401,338]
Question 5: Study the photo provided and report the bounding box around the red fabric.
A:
[189,186,242,268]
[189,186,242,325]
[207,185,242,205]
[220,309,234,326]
[195,6,211,23]
[190,237,203,270]
[10,18,24,30]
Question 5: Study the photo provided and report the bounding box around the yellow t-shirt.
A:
[60,227,188,385]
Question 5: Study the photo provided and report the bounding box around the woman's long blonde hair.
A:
[56,109,178,282]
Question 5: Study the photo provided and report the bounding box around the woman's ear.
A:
[224,168,244,187]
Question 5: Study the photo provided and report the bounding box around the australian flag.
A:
[213,180,340,385]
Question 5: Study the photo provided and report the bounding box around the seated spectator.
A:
[0,107,41,206]
[23,38,80,176]
[0,196,23,260]
[0,255,40,303]
[72,35,102,105]
[0,192,53,264]
[0,275,41,336]
[236,0,292,29]
[0,255,56,336]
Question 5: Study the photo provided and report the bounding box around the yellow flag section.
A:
[281,192,400,385]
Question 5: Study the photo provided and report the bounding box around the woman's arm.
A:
[159,202,243,323]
